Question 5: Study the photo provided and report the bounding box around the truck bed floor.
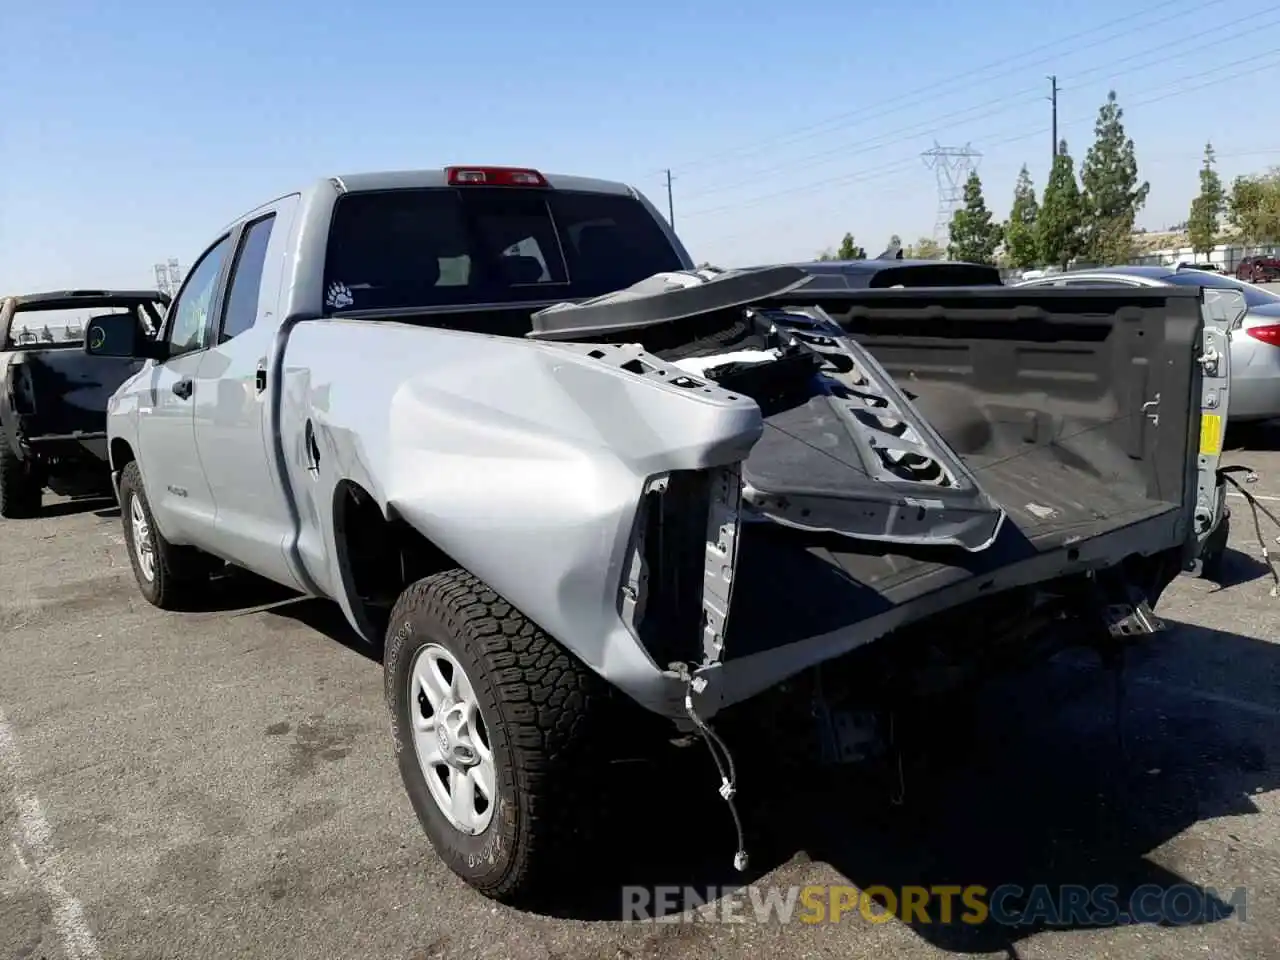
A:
[727,439,1178,660]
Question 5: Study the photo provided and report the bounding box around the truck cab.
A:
[93,167,694,595]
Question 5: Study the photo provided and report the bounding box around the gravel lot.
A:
[2,430,1279,960]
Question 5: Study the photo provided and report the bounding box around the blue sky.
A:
[2,0,1278,290]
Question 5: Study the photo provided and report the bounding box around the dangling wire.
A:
[1220,466,1280,597]
[682,679,749,872]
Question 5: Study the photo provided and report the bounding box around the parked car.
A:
[1016,265,1280,423]
[1237,256,1280,284]
[1176,261,1222,273]
[87,165,1232,906]
[778,254,1005,289]
[0,289,167,517]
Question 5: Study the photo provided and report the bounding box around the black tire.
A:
[0,440,41,518]
[118,460,212,609]
[384,568,607,906]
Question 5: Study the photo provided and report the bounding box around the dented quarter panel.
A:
[274,318,761,713]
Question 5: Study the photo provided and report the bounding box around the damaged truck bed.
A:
[530,266,1236,712]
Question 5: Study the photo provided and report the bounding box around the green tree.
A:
[836,233,866,260]
[905,236,944,259]
[947,172,1003,264]
[815,232,866,261]
[1037,140,1084,270]
[1003,164,1040,269]
[1187,143,1225,257]
[1227,168,1280,244]
[1080,90,1150,265]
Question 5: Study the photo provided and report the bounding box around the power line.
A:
[664,13,1280,208]
[660,0,1228,176]
[699,142,1280,257]
[677,44,1280,222]
[674,93,1042,203]
[686,53,1280,250]
[1143,147,1280,164]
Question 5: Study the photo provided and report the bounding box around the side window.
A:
[166,236,232,357]
[219,215,276,342]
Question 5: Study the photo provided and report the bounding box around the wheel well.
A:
[332,480,456,637]
[110,438,135,472]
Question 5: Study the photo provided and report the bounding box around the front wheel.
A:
[118,461,212,609]
[384,568,608,906]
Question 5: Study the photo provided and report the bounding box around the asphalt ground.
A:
[3,429,1280,960]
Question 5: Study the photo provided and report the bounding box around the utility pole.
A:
[664,169,675,228]
[1047,75,1059,167]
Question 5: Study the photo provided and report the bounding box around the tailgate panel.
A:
[788,286,1207,534]
[6,348,143,438]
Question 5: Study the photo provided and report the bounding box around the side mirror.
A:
[84,313,153,359]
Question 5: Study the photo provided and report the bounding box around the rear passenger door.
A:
[192,198,304,590]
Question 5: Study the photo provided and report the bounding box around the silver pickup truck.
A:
[86,165,1237,906]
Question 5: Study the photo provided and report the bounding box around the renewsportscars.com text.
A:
[622,883,1248,927]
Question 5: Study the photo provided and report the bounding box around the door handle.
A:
[172,377,193,400]
[255,362,267,393]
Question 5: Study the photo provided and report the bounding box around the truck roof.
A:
[225,166,643,238]
[328,168,637,197]
[6,289,169,306]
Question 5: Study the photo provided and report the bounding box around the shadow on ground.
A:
[1205,546,1276,590]
[549,619,1275,954]
[27,494,117,519]
[187,566,378,663]
[169,563,1273,951]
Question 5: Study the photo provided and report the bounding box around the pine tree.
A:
[1038,140,1084,270]
[1187,143,1225,257]
[836,233,867,260]
[1080,90,1150,265]
[1003,165,1040,269]
[947,172,1003,265]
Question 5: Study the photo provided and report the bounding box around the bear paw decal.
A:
[326,282,354,310]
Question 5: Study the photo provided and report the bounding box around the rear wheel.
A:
[384,568,608,906]
[0,441,41,518]
[118,461,213,609]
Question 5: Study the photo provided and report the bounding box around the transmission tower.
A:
[152,258,184,296]
[921,142,981,247]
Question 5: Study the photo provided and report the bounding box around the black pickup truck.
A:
[0,290,167,517]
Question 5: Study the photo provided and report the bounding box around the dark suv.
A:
[1236,256,1280,283]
